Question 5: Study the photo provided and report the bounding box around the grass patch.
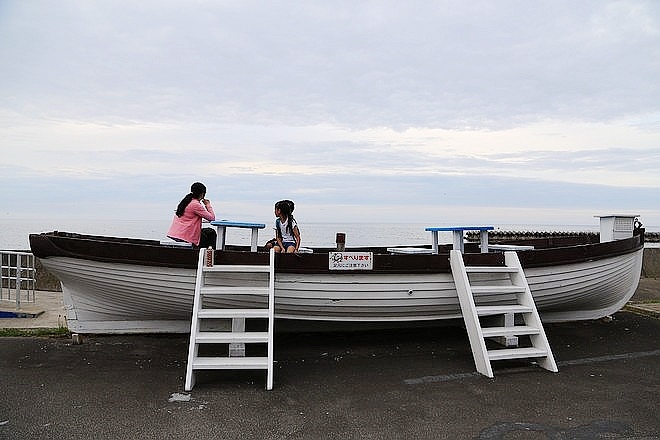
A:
[0,327,70,337]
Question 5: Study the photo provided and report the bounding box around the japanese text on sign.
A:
[328,252,374,270]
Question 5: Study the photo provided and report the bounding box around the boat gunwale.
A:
[29,230,645,274]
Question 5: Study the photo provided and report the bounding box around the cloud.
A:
[1,1,659,230]
[3,1,659,127]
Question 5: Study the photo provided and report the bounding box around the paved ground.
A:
[0,280,658,439]
[0,289,66,329]
[1,311,659,439]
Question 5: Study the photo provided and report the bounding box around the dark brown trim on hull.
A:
[29,230,644,274]
[30,232,202,269]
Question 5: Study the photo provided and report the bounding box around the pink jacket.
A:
[167,200,216,246]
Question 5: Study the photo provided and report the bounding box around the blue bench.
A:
[424,226,494,254]
[210,220,266,252]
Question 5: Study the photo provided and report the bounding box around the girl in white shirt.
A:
[273,200,300,253]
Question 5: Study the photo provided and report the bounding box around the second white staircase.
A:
[450,249,558,378]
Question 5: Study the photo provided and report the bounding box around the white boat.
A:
[29,217,645,334]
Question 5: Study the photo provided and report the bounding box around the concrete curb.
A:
[624,303,660,319]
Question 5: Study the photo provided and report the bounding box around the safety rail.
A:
[1,251,36,309]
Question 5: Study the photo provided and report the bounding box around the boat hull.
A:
[39,246,643,334]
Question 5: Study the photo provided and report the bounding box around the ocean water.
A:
[0,217,633,251]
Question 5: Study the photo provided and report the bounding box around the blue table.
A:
[425,226,494,254]
[210,220,266,252]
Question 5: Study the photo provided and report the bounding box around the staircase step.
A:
[481,325,540,338]
[488,347,548,361]
[203,265,271,273]
[475,305,533,316]
[200,286,270,296]
[191,356,269,370]
[198,309,270,319]
[194,331,269,344]
[470,285,526,294]
[465,266,518,273]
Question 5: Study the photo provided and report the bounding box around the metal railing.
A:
[1,251,36,309]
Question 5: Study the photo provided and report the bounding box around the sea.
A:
[3,217,657,251]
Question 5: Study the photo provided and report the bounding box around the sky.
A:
[1,0,659,230]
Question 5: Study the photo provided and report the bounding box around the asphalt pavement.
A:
[1,311,659,439]
[1,279,659,439]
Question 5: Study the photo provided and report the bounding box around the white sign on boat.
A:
[329,252,374,270]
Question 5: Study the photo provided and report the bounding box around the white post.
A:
[431,231,439,254]
[479,230,489,253]
[15,254,21,310]
[250,228,259,252]
[215,225,227,250]
[452,230,464,253]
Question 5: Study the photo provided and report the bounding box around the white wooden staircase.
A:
[449,249,558,377]
[185,248,275,391]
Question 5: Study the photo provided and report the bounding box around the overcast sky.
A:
[1,0,659,229]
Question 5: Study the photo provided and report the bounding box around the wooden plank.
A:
[475,305,533,315]
[465,266,518,273]
[200,286,270,296]
[192,357,269,369]
[198,309,269,319]
[481,325,540,338]
[203,265,272,273]
[488,347,547,361]
[470,285,526,294]
[195,331,269,344]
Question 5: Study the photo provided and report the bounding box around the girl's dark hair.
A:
[175,182,207,217]
[275,200,296,235]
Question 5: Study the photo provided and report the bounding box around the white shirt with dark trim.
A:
[276,217,297,243]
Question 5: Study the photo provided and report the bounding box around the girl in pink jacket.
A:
[167,182,217,248]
